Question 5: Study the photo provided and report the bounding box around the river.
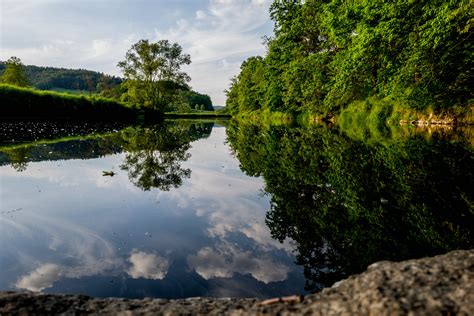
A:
[0,120,472,298]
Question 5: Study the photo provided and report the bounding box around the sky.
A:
[0,0,274,105]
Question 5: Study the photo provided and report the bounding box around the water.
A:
[0,120,472,299]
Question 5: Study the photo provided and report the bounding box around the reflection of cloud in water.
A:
[128,250,169,280]
[169,130,295,284]
[15,263,62,292]
[164,167,293,253]
[187,242,290,284]
[9,213,122,292]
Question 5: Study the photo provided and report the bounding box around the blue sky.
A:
[0,0,274,105]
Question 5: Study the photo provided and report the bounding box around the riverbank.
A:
[1,250,472,315]
[232,100,473,128]
[0,84,162,122]
[339,98,474,127]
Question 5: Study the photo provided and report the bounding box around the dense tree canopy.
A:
[0,57,30,87]
[227,0,473,115]
[180,90,214,111]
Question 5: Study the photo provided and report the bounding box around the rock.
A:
[0,250,472,315]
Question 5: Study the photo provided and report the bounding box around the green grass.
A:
[339,96,473,127]
[232,109,294,126]
[338,97,474,144]
[0,84,161,121]
[48,87,94,95]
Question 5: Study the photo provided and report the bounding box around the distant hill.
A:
[213,106,226,111]
[0,62,121,93]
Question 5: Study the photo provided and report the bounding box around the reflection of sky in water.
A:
[0,126,305,299]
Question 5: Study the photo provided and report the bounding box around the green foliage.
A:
[118,39,191,112]
[227,0,473,116]
[180,90,214,111]
[0,84,148,121]
[226,122,473,291]
[0,57,30,87]
[226,57,266,114]
[340,98,474,135]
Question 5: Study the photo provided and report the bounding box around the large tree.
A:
[118,39,191,112]
[0,56,30,87]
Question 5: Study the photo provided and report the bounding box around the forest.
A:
[226,0,473,120]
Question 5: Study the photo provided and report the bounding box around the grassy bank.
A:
[231,109,293,126]
[339,98,474,128]
[232,97,473,128]
[0,84,160,121]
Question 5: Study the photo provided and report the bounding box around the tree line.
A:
[226,0,472,116]
[0,59,122,93]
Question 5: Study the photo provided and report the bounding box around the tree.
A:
[180,90,214,111]
[84,74,95,96]
[0,57,30,87]
[117,39,191,112]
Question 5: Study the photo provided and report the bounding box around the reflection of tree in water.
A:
[11,161,28,172]
[227,123,473,292]
[119,122,214,191]
[4,147,31,172]
[120,125,192,191]
[0,122,213,193]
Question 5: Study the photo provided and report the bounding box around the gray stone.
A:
[1,250,472,315]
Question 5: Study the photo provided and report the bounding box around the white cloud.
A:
[127,250,169,280]
[195,10,207,20]
[92,39,113,57]
[15,263,62,292]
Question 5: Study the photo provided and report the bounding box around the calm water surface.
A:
[0,120,472,298]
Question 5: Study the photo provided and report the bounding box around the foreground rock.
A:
[1,250,472,315]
